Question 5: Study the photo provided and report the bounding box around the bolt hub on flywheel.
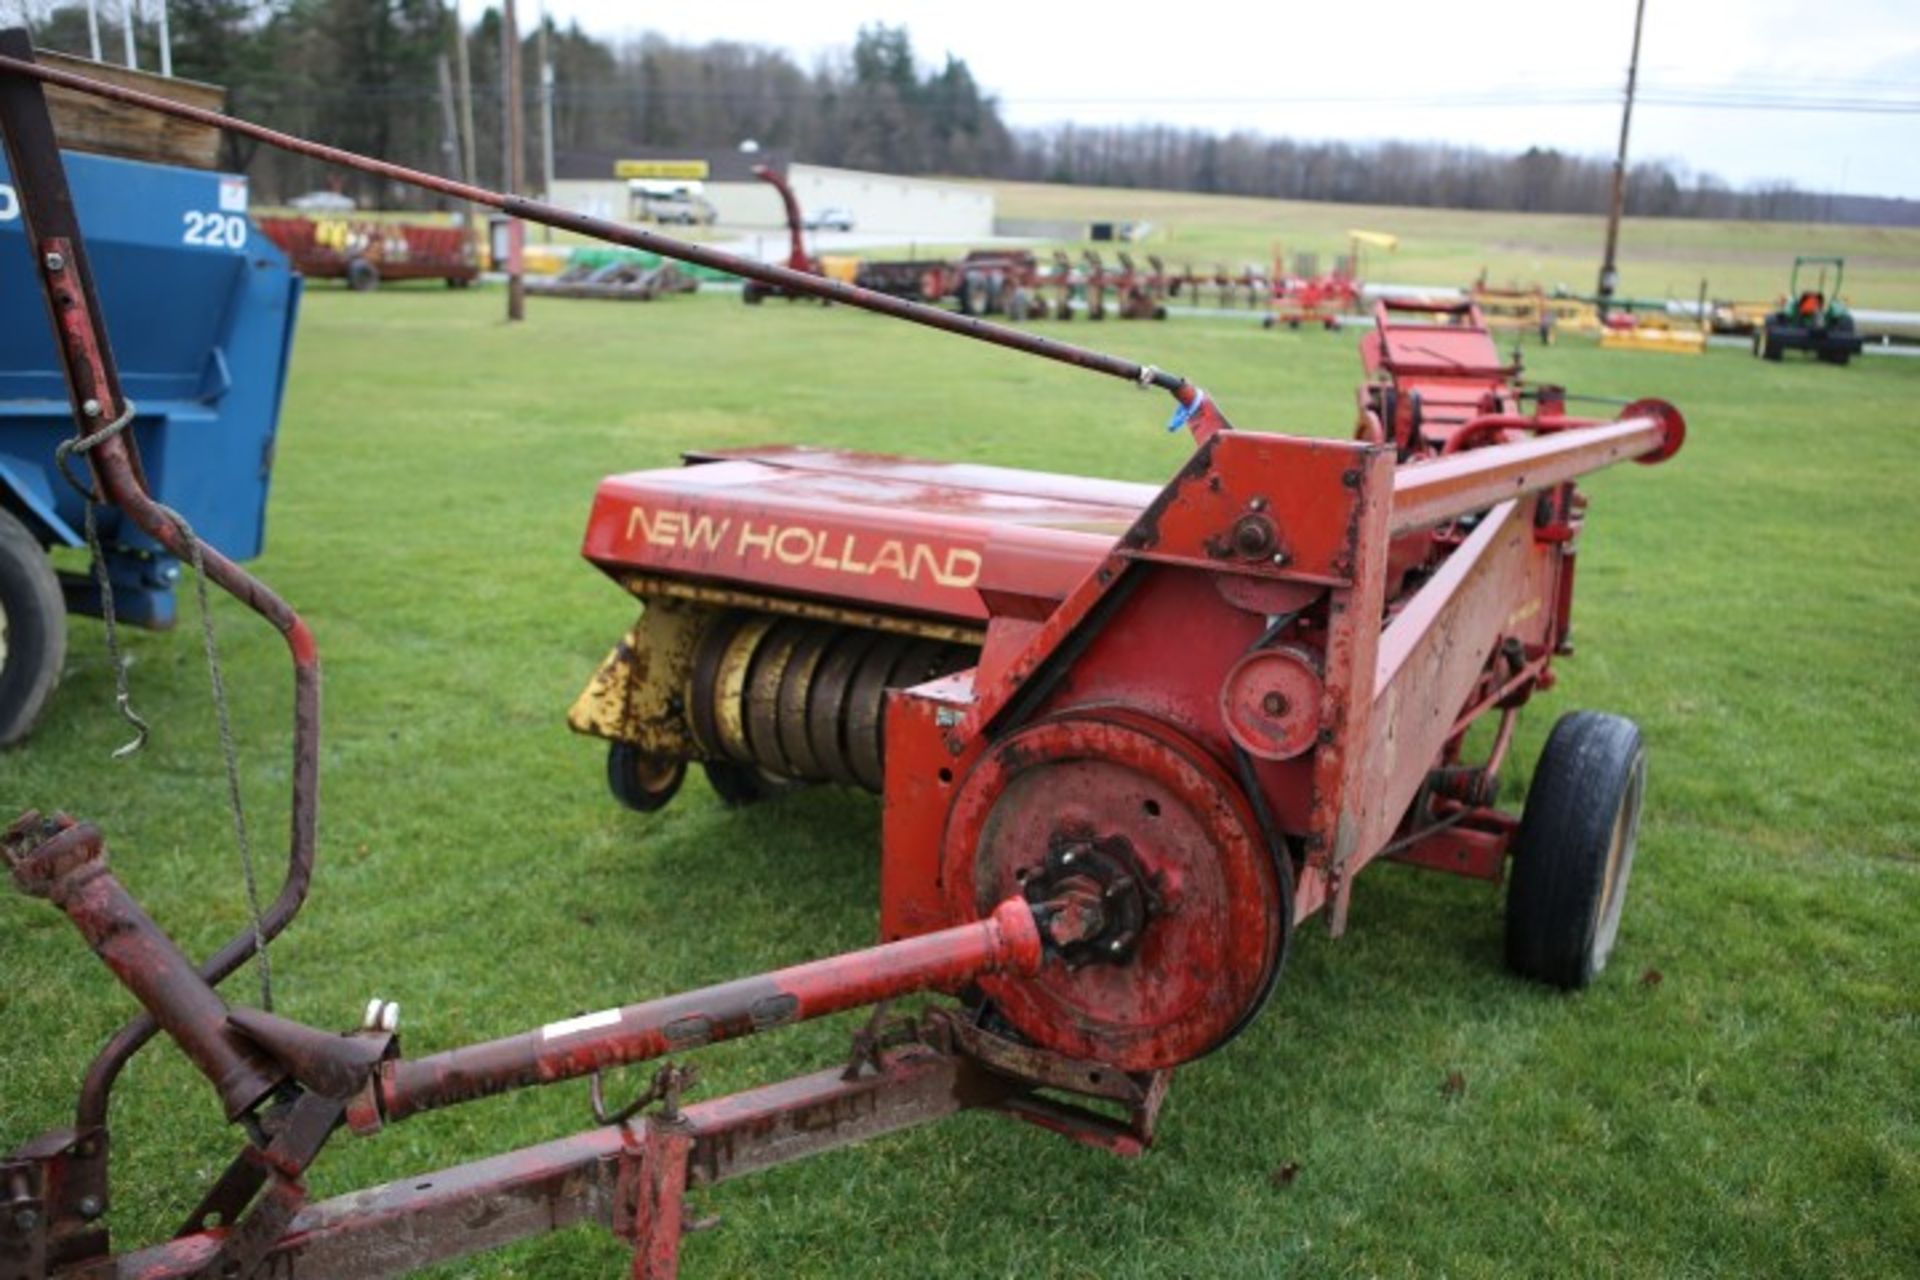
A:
[942,709,1289,1070]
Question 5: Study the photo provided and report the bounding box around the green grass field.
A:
[4,284,1918,1277]
[969,178,1920,314]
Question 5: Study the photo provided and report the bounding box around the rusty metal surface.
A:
[566,599,715,751]
[618,574,986,646]
[708,614,774,765]
[772,625,837,780]
[843,634,914,792]
[806,629,880,787]
[742,618,808,775]
[1388,411,1680,536]
[373,898,1042,1125]
[3,815,285,1123]
[105,1045,1023,1280]
[621,1118,694,1280]
[1351,501,1539,867]
[941,709,1285,1070]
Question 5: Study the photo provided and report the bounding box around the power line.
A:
[229,82,1920,115]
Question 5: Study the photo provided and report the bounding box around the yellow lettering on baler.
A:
[774,526,816,566]
[737,522,776,557]
[870,541,908,578]
[686,514,730,552]
[938,548,983,588]
[835,534,870,575]
[621,510,979,590]
[625,505,730,553]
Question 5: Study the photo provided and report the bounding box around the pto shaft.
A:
[370,898,1044,1125]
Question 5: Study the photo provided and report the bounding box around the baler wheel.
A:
[1505,711,1646,990]
[606,742,687,812]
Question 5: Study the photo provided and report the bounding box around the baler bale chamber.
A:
[0,32,1685,1280]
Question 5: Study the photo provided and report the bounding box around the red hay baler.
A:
[0,35,1682,1280]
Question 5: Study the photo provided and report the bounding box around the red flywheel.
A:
[941,707,1289,1070]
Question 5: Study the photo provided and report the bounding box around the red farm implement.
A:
[856,249,1063,320]
[1263,250,1360,331]
[1262,234,1393,330]
[0,34,1683,1280]
[256,214,476,291]
[739,163,822,304]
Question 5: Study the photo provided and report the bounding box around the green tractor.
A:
[1755,256,1865,365]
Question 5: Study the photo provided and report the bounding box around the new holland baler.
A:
[1,35,1682,1279]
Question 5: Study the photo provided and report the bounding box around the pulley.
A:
[941,707,1289,1070]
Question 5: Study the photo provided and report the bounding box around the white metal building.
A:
[551,148,994,240]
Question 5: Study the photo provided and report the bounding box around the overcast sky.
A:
[527,0,1919,200]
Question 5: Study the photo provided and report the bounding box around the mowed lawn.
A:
[3,286,1917,1278]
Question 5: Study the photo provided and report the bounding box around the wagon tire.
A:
[702,760,794,808]
[0,508,66,749]
[606,742,687,812]
[1505,711,1646,990]
[346,258,380,292]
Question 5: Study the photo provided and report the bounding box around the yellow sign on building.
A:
[613,159,710,180]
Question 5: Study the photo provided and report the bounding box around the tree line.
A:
[12,2,1905,227]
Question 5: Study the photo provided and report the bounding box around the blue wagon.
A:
[0,147,300,745]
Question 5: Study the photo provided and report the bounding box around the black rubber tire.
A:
[606,742,687,812]
[1505,711,1647,990]
[346,258,379,292]
[0,507,66,749]
[742,283,767,305]
[702,760,793,809]
[961,274,991,317]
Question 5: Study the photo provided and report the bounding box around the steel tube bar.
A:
[374,898,1042,1124]
[0,46,1192,400]
[1389,414,1669,537]
[105,1048,1006,1280]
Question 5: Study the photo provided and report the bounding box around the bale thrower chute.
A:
[0,32,1683,1280]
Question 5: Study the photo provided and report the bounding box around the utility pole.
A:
[1596,0,1648,315]
[501,0,525,321]
[452,2,477,192]
[537,4,555,242]
[436,53,460,179]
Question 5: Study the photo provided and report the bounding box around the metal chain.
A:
[53,402,274,1011]
[172,502,272,1010]
[52,405,148,758]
